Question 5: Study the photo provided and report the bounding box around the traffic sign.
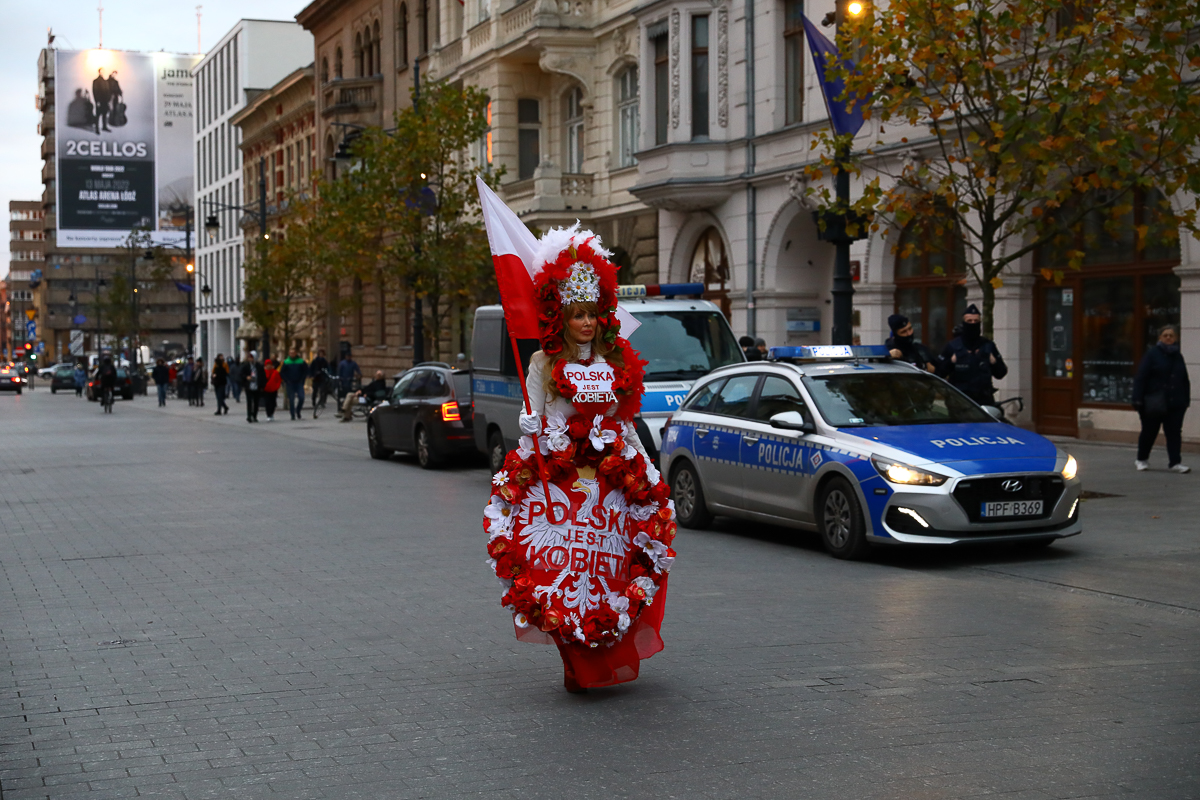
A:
[69,330,84,356]
[25,309,36,320]
[26,319,37,340]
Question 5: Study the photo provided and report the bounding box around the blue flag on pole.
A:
[802,16,867,138]
[175,281,194,293]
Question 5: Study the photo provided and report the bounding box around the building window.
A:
[478,0,489,22]
[894,205,968,357]
[517,98,540,180]
[475,100,492,168]
[654,34,669,145]
[691,15,710,139]
[784,0,804,124]
[373,21,381,74]
[398,4,409,67]
[335,47,344,79]
[564,87,584,174]
[615,66,639,167]
[418,0,430,55]
[355,32,364,77]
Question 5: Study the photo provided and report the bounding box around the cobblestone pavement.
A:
[1,390,1197,800]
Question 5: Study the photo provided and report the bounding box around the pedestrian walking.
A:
[239,352,265,422]
[262,358,282,422]
[228,354,243,403]
[885,314,936,372]
[192,358,207,407]
[151,358,170,406]
[337,353,362,400]
[211,355,230,415]
[168,362,178,398]
[1133,324,1191,473]
[280,349,308,420]
[480,224,674,694]
[309,348,331,414]
[937,304,1008,405]
[182,356,197,405]
[73,363,86,397]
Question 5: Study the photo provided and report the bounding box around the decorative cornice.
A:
[669,10,680,130]
[716,5,728,128]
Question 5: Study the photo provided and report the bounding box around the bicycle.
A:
[101,385,115,414]
[991,396,1024,424]
[311,371,339,419]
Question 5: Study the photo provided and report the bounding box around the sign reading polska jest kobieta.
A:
[54,49,201,249]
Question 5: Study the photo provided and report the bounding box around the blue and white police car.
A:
[660,345,1082,559]
[471,284,744,471]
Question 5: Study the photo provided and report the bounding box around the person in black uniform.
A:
[739,335,762,362]
[937,304,1007,405]
[885,314,935,373]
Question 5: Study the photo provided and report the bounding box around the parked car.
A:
[50,364,78,393]
[86,368,135,401]
[0,365,25,394]
[37,362,59,379]
[366,362,475,468]
[661,345,1082,559]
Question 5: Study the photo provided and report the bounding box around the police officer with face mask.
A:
[885,314,936,372]
[937,304,1008,405]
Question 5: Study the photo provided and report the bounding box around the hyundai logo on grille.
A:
[1001,479,1024,493]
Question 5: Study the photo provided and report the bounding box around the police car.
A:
[471,284,744,471]
[660,345,1082,559]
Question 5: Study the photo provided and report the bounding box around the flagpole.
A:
[508,334,560,524]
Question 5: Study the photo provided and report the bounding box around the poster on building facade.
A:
[55,49,200,248]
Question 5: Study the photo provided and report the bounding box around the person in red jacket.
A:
[262,358,282,422]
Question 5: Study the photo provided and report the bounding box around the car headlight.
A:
[1062,454,1078,481]
[871,456,947,486]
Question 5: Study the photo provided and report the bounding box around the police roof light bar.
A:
[616,283,706,299]
[769,345,891,361]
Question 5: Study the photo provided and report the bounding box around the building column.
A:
[1177,263,1200,443]
[853,282,894,349]
[992,273,1036,426]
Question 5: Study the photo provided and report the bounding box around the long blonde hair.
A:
[543,301,624,400]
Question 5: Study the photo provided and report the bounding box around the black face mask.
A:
[894,334,914,348]
[962,322,982,345]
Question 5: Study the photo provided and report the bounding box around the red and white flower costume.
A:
[483,225,676,689]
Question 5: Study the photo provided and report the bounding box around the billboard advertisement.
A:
[55,49,201,248]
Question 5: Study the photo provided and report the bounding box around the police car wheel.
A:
[488,429,507,475]
[671,461,713,529]
[818,477,870,560]
[367,420,393,460]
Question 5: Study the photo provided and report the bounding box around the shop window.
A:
[893,206,967,355]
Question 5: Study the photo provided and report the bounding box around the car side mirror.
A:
[769,410,815,433]
[982,405,1003,420]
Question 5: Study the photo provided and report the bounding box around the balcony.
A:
[560,173,592,209]
[42,160,55,184]
[630,140,745,211]
[321,76,383,120]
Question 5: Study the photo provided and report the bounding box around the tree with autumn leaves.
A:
[805,0,1200,336]
[241,81,501,360]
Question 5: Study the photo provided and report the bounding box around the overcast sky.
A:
[0,0,306,278]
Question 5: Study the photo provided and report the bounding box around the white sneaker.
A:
[1169,464,1191,474]
[1135,460,1149,471]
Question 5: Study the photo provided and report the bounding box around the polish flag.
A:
[477,176,541,339]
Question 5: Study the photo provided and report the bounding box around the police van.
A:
[660,345,1082,559]
[471,284,744,472]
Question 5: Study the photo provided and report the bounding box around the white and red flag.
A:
[477,176,541,339]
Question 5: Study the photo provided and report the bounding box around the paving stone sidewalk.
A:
[1,391,1197,799]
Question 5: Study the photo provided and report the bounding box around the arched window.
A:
[321,57,329,84]
[325,134,337,179]
[893,203,968,355]
[418,0,430,55]
[615,66,639,168]
[689,227,730,317]
[373,21,382,73]
[564,87,584,173]
[335,47,344,79]
[354,32,364,77]
[398,3,410,68]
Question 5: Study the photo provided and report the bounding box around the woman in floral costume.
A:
[483,225,677,693]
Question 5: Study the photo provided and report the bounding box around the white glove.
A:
[519,413,541,435]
